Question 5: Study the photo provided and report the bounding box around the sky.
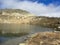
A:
[0,0,60,17]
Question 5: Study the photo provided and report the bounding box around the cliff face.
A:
[0,9,60,28]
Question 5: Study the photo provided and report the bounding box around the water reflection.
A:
[0,23,53,34]
[0,23,54,44]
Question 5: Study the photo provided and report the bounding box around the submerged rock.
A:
[25,32,60,45]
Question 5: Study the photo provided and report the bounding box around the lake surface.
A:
[0,23,54,33]
[0,24,54,45]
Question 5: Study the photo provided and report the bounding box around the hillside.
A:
[0,9,60,28]
[0,9,35,23]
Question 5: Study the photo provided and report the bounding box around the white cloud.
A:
[1,0,60,17]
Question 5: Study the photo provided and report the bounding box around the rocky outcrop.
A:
[25,32,60,45]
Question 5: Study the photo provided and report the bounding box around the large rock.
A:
[25,32,60,45]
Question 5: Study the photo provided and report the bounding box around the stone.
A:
[26,32,60,45]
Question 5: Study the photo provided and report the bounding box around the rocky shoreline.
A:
[19,32,60,45]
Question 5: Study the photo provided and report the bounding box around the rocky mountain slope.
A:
[0,9,35,24]
[0,9,60,28]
